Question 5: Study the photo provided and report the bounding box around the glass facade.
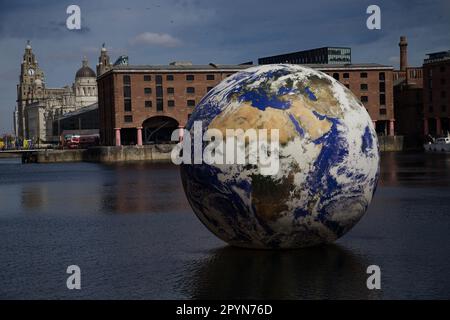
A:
[258,47,351,65]
[327,47,351,64]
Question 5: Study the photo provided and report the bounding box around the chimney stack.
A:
[399,36,408,71]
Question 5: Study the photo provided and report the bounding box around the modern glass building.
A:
[258,47,351,65]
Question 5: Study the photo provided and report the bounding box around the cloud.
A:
[388,56,400,63]
[129,32,182,47]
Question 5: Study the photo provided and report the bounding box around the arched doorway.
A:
[142,116,179,144]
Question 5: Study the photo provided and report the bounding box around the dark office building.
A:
[423,50,450,136]
[258,47,351,65]
[52,103,99,136]
[392,36,424,148]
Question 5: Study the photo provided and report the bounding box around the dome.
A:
[76,57,96,78]
[76,66,96,78]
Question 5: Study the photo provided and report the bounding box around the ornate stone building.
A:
[15,41,100,144]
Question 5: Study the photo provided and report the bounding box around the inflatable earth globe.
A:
[180,64,379,249]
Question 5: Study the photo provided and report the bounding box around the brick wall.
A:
[98,69,238,145]
[321,69,394,122]
[423,59,450,135]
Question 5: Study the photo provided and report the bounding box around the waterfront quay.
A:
[1,135,405,164]
[1,144,174,164]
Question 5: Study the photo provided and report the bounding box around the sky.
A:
[0,0,449,133]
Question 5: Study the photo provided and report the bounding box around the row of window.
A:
[360,94,386,105]
[140,87,214,95]
[143,100,196,108]
[124,74,217,84]
[124,99,196,112]
[428,66,447,77]
[123,78,132,112]
[350,107,388,116]
[332,72,386,81]
[343,82,385,92]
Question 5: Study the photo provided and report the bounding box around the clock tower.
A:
[16,40,45,138]
[96,43,112,76]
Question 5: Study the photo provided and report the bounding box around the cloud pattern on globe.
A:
[180,64,380,249]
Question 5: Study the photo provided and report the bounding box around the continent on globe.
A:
[180,64,380,249]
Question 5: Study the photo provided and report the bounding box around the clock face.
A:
[27,68,35,76]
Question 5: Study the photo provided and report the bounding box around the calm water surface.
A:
[0,152,449,299]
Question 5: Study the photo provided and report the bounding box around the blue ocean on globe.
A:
[180,64,380,249]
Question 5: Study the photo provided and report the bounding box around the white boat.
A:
[424,133,450,152]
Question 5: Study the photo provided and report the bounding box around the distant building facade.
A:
[15,41,99,143]
[258,47,351,65]
[306,64,395,135]
[52,103,99,138]
[423,50,450,136]
[258,47,395,135]
[392,36,424,148]
[97,61,250,146]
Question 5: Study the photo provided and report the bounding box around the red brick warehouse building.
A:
[308,64,395,135]
[97,62,250,146]
[422,50,450,136]
[258,48,395,136]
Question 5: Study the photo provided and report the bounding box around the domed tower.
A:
[74,57,98,107]
[97,43,112,76]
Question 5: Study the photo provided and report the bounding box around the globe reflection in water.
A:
[181,245,381,299]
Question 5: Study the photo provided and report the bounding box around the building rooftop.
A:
[259,47,351,58]
[302,63,394,70]
[258,47,352,64]
[97,62,393,79]
[98,63,251,79]
[56,103,98,121]
[169,61,193,66]
[113,64,250,71]
[424,50,450,64]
